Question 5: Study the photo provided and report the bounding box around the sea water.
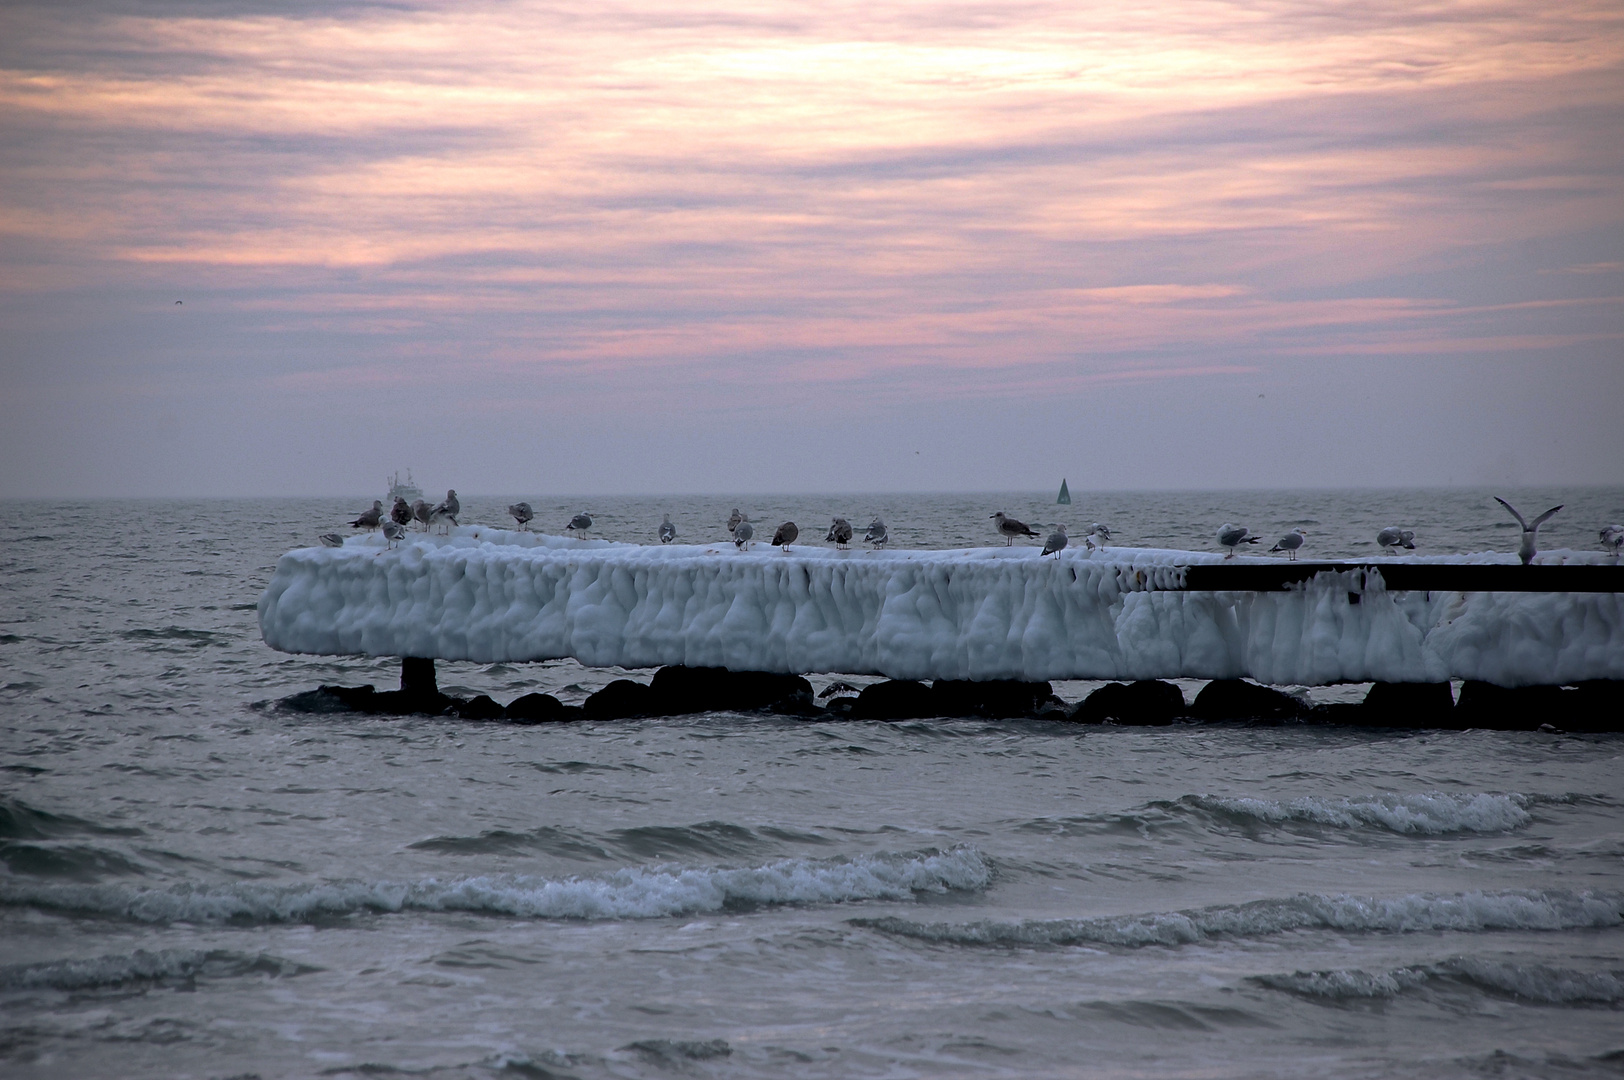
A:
[2,489,1621,1079]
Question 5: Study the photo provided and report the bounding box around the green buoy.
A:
[1056,478,1071,504]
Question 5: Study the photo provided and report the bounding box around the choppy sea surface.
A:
[2,488,1622,1080]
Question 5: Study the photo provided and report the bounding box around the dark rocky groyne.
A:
[270,661,1623,731]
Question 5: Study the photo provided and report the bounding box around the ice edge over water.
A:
[257,528,1624,686]
[0,847,993,924]
[853,889,1624,948]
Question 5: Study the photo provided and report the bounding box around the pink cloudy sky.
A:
[1,0,1620,496]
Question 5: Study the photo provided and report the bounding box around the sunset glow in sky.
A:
[2,0,1621,495]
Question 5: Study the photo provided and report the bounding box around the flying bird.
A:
[1042,524,1068,558]
[349,500,383,531]
[864,517,888,548]
[508,502,534,530]
[659,514,677,543]
[1270,528,1308,561]
[567,512,593,536]
[826,517,853,549]
[1602,525,1624,556]
[1376,526,1415,552]
[390,497,413,529]
[1495,497,1561,565]
[772,521,798,551]
[1217,524,1261,558]
[734,516,754,550]
[991,512,1040,546]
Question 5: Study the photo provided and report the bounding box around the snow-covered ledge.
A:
[257,528,1624,687]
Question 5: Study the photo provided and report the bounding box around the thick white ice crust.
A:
[258,529,1624,686]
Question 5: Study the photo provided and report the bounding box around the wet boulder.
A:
[1190,679,1307,722]
[1074,680,1186,725]
[277,684,377,714]
[453,694,505,721]
[930,679,1054,719]
[1571,681,1624,732]
[647,666,814,715]
[583,679,656,720]
[1454,681,1571,731]
[505,692,571,723]
[1356,682,1455,728]
[849,680,936,721]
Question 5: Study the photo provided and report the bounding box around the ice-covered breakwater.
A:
[257,528,1624,687]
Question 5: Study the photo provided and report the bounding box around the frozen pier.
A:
[258,528,1623,689]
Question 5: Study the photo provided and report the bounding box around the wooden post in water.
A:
[401,656,437,696]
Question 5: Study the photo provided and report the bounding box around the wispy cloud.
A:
[1,0,1621,493]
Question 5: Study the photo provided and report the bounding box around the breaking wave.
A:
[853,888,1624,949]
[1175,792,1550,835]
[1258,957,1624,1005]
[0,846,992,925]
[0,948,317,992]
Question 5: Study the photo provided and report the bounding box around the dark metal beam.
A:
[1179,562,1623,593]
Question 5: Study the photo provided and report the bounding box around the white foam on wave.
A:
[1259,958,1624,1005]
[1189,792,1539,834]
[854,888,1624,949]
[0,847,992,925]
[257,527,1624,686]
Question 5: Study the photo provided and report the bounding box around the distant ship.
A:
[387,469,423,503]
[1056,478,1071,505]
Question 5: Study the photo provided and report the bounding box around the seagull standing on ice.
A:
[349,500,383,531]
[390,497,413,530]
[1085,523,1111,551]
[1217,524,1261,558]
[380,521,406,550]
[508,502,534,530]
[659,514,677,543]
[864,517,887,548]
[1376,527,1416,552]
[1602,525,1624,556]
[772,521,798,551]
[826,517,853,549]
[1042,524,1068,558]
[318,533,345,547]
[411,499,432,531]
[429,489,459,534]
[733,517,754,550]
[1270,528,1308,560]
[727,508,743,537]
[567,512,593,537]
[1494,497,1562,565]
[991,512,1040,546]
